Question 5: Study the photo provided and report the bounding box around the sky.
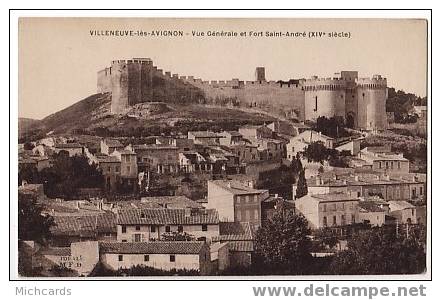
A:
[18,18,427,120]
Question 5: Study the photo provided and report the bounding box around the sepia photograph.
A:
[15,16,429,279]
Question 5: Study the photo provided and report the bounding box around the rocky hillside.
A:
[18,92,276,142]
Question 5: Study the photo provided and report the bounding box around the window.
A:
[121,225,126,233]
[323,216,327,227]
[118,255,123,261]
[135,225,140,231]
[144,255,149,262]
[178,225,184,233]
[236,210,242,221]
[357,192,361,197]
[202,224,208,231]
[165,225,171,233]
[134,234,141,242]
[170,255,176,262]
[121,239,127,243]
[151,226,156,232]
[379,162,382,169]
[332,216,337,226]
[314,96,318,112]
[385,162,389,169]
[323,204,327,212]
[115,166,120,172]
[398,162,401,169]
[245,210,250,220]
[341,215,346,226]
[125,156,130,163]
[254,209,259,220]
[351,214,356,224]
[420,187,423,195]
[126,166,131,172]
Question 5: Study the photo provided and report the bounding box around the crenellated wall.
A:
[97,59,387,130]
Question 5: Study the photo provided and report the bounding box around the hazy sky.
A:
[19,18,427,119]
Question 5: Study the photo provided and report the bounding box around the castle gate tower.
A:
[355,75,388,130]
[303,76,347,121]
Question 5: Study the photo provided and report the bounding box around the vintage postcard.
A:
[16,17,429,279]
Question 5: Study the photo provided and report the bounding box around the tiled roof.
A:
[139,196,203,209]
[189,131,222,138]
[210,180,266,195]
[115,149,135,155]
[214,222,253,241]
[117,208,219,225]
[56,143,83,149]
[306,172,426,187]
[311,192,359,203]
[103,139,123,147]
[39,247,71,256]
[225,131,242,137]
[388,201,415,211]
[96,155,120,163]
[359,201,386,213]
[100,241,206,254]
[51,213,117,236]
[228,241,254,252]
[132,144,178,150]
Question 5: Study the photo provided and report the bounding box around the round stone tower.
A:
[303,76,347,121]
[355,75,388,130]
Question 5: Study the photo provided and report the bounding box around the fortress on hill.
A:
[97,58,388,130]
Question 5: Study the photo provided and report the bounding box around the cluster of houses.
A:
[18,120,426,276]
[19,167,425,276]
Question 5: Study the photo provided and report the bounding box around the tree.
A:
[295,168,308,199]
[313,228,339,250]
[303,141,329,163]
[161,231,195,241]
[18,195,54,243]
[23,142,34,150]
[18,164,38,185]
[254,210,312,274]
[329,226,426,275]
[314,116,349,138]
[290,153,303,175]
[36,152,103,199]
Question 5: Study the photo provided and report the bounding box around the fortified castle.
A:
[97,58,387,130]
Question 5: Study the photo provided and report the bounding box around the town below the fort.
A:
[18,58,427,277]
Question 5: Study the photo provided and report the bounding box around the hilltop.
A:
[18,92,276,142]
